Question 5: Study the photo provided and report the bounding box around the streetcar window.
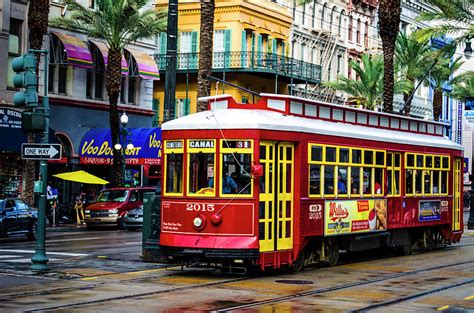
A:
[387,154,393,167]
[387,171,392,195]
[442,157,449,169]
[415,170,422,195]
[325,165,335,195]
[222,153,252,195]
[434,156,441,168]
[394,171,400,195]
[424,170,431,194]
[363,167,372,195]
[426,156,433,168]
[405,170,413,195]
[416,155,423,167]
[376,151,384,166]
[165,153,183,194]
[311,145,323,162]
[188,152,214,195]
[407,154,415,167]
[326,147,336,162]
[339,148,349,163]
[441,171,448,194]
[374,168,383,195]
[351,167,361,194]
[433,171,440,194]
[338,166,348,195]
[352,149,361,164]
[309,165,321,195]
[364,150,373,165]
[395,154,400,167]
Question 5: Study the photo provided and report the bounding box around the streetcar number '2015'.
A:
[186,203,215,212]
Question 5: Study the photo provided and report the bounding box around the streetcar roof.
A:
[162,109,463,151]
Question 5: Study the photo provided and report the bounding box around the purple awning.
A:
[125,48,160,80]
[52,32,92,69]
[89,40,129,76]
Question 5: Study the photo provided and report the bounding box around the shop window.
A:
[165,153,183,194]
[309,164,321,195]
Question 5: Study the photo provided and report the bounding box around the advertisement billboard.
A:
[324,199,387,236]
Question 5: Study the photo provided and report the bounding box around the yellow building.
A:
[154,0,321,124]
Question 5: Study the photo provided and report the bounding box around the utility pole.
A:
[163,0,178,122]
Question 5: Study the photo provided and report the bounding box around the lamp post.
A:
[114,112,134,186]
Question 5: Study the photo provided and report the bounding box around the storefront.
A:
[79,128,162,186]
[0,108,26,197]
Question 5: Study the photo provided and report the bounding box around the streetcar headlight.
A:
[193,216,203,228]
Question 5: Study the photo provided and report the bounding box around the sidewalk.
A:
[46,223,88,232]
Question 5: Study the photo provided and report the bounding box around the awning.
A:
[89,40,129,76]
[79,128,162,165]
[51,32,93,69]
[125,48,160,80]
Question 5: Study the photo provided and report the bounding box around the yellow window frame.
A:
[219,139,254,198]
[163,140,184,197]
[404,153,450,197]
[186,139,216,197]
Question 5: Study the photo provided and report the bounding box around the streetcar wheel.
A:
[423,229,434,251]
[324,238,339,266]
[397,243,412,256]
[291,250,305,272]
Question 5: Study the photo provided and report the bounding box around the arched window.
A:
[321,3,327,29]
[330,6,337,33]
[364,21,369,47]
[348,16,353,41]
[86,43,105,100]
[339,10,345,36]
[121,50,140,105]
[48,34,69,95]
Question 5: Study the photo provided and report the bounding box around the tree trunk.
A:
[403,80,415,116]
[197,0,215,112]
[433,89,443,121]
[107,48,123,187]
[21,0,50,205]
[378,0,400,113]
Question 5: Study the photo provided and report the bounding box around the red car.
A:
[84,187,155,228]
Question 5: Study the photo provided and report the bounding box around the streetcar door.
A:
[258,141,294,252]
[453,158,462,231]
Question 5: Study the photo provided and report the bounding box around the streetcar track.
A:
[352,279,474,312]
[214,260,474,312]
[16,259,474,312]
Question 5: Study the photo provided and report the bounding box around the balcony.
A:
[154,51,322,84]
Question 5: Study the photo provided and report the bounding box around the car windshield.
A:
[96,190,129,202]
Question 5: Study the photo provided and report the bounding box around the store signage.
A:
[0,108,22,129]
[21,143,62,160]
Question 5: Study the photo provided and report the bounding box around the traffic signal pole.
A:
[29,49,49,272]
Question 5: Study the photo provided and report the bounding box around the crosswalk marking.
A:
[0,249,89,257]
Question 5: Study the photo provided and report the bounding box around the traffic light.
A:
[12,53,38,107]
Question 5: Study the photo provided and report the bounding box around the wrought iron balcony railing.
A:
[154,51,322,84]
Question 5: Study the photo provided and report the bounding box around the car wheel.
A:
[27,220,37,241]
[119,218,126,230]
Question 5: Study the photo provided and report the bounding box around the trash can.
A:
[142,191,162,262]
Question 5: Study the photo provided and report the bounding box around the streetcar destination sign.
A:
[21,143,62,160]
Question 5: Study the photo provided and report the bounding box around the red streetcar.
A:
[159,94,463,272]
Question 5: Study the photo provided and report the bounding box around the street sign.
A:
[21,143,62,160]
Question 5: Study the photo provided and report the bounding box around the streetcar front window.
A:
[165,153,183,194]
[189,152,215,195]
[221,153,252,195]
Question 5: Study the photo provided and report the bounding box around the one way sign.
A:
[21,143,62,160]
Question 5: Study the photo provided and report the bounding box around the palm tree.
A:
[324,54,410,110]
[428,55,464,121]
[451,72,474,102]
[416,0,473,49]
[197,0,215,112]
[50,0,166,186]
[394,32,431,116]
[21,0,51,204]
[378,0,402,113]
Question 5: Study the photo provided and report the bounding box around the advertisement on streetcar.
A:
[324,199,387,236]
[418,200,442,222]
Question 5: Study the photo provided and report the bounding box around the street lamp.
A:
[115,112,134,186]
[464,39,472,60]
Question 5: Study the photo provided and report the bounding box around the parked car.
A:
[84,187,154,228]
[0,198,37,240]
[122,205,143,231]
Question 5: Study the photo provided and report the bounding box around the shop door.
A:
[453,158,461,231]
[258,141,294,252]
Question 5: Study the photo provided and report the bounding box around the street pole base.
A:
[468,220,474,230]
[31,253,49,272]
